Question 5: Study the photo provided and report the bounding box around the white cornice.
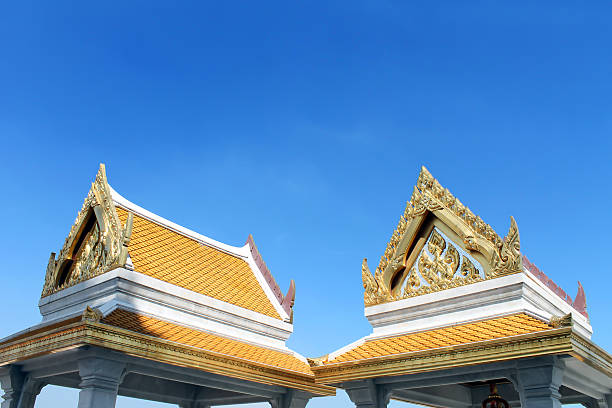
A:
[364,273,592,340]
[38,269,294,350]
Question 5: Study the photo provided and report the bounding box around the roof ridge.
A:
[109,185,249,259]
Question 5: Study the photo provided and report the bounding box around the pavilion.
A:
[308,167,612,408]
[0,164,334,408]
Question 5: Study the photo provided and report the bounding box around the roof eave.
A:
[310,328,573,384]
[0,320,334,396]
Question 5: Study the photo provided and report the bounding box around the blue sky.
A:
[1,1,611,407]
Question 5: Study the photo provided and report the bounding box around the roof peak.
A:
[363,166,522,307]
[42,164,294,322]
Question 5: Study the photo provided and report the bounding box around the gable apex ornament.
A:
[41,164,134,297]
[362,166,523,306]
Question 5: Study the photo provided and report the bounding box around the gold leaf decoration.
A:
[41,164,134,297]
[550,313,572,328]
[461,256,479,279]
[362,166,523,306]
[491,216,522,276]
[362,258,391,307]
[82,306,103,323]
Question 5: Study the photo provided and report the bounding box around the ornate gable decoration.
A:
[362,167,522,307]
[41,165,133,297]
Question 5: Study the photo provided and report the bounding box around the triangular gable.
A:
[41,164,133,297]
[362,166,522,306]
[41,164,292,321]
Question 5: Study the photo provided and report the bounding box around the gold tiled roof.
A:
[116,207,281,319]
[326,314,552,364]
[103,309,311,375]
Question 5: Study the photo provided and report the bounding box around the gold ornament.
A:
[363,166,523,306]
[41,164,134,297]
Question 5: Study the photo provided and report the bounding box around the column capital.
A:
[269,389,311,408]
[514,356,565,408]
[77,357,126,391]
[77,357,126,408]
[343,379,390,408]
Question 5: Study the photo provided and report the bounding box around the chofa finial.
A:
[82,306,102,323]
[491,216,522,276]
[550,313,572,328]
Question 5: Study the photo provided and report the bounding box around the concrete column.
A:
[515,357,564,408]
[77,358,126,408]
[16,376,45,408]
[585,396,610,408]
[269,390,311,408]
[344,380,389,408]
[0,366,24,408]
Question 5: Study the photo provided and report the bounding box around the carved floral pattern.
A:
[41,165,133,297]
[401,229,484,299]
[363,166,523,306]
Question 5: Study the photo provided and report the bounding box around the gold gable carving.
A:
[41,164,134,297]
[401,228,484,297]
[362,167,523,306]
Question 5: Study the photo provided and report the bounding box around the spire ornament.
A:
[491,216,522,276]
[362,258,391,306]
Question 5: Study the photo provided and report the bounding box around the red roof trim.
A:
[246,235,294,316]
[522,255,588,318]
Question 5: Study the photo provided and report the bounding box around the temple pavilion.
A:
[0,164,334,408]
[308,167,612,408]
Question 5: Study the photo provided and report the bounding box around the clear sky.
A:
[1,1,611,407]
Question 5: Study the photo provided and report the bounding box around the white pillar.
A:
[77,358,126,408]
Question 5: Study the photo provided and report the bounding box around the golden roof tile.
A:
[116,207,281,319]
[102,309,311,375]
[326,314,552,364]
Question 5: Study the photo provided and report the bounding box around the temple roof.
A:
[40,164,293,322]
[0,307,334,395]
[308,311,612,384]
[114,207,281,319]
[308,166,605,384]
[360,166,589,327]
[102,308,310,374]
[320,314,551,366]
